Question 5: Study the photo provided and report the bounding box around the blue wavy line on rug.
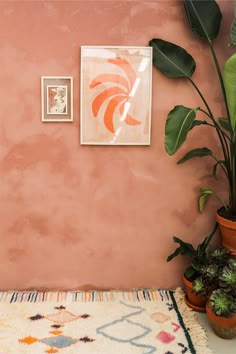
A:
[96,301,156,354]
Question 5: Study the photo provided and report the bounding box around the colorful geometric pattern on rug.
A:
[0,288,212,354]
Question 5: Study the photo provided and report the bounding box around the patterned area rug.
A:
[0,288,212,354]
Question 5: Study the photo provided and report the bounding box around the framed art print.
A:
[80,46,152,145]
[41,76,73,122]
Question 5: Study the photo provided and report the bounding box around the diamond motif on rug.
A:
[40,335,78,348]
[18,336,38,344]
[45,310,80,324]
[99,319,149,341]
[151,312,171,323]
[0,289,212,354]
[156,331,176,344]
[50,330,62,335]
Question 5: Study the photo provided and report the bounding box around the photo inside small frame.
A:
[41,77,73,122]
[47,85,68,115]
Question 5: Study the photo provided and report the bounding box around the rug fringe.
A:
[174,287,213,354]
[0,289,165,303]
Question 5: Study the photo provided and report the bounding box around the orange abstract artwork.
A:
[80,46,152,145]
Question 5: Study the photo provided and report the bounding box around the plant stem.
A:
[198,108,232,142]
[231,134,236,214]
[207,40,234,214]
[208,40,230,120]
[188,78,230,173]
[188,78,214,119]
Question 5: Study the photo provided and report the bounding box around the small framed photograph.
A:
[41,76,73,122]
[80,46,152,145]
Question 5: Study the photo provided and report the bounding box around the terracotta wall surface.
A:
[0,0,233,290]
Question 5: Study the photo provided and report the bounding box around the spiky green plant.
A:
[167,223,218,280]
[209,289,236,317]
[192,246,236,316]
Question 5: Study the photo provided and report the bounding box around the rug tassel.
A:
[174,287,213,354]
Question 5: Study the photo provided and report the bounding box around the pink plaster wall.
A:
[0,0,233,290]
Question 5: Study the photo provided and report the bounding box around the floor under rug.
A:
[0,288,212,354]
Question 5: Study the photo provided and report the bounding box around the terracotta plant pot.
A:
[206,302,236,339]
[183,275,206,312]
[216,211,236,256]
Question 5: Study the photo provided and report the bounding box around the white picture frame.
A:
[80,46,152,145]
[41,76,73,122]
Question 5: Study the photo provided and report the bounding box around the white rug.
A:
[0,288,212,353]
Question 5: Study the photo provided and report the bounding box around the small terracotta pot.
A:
[216,211,236,255]
[183,275,206,312]
[206,302,236,339]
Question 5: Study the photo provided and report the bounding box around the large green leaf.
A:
[177,147,212,164]
[184,0,222,40]
[223,53,236,132]
[165,105,199,155]
[149,39,196,78]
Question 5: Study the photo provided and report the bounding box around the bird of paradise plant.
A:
[89,57,141,134]
[149,0,236,227]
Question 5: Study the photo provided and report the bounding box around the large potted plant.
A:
[167,223,218,312]
[192,248,236,339]
[149,0,236,254]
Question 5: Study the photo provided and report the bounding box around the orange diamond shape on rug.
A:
[45,310,80,324]
[45,349,58,353]
[50,330,62,335]
[18,336,38,344]
[151,312,170,323]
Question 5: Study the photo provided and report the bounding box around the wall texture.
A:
[0,0,233,290]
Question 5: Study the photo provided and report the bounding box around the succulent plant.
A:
[209,289,236,318]
[193,246,236,317]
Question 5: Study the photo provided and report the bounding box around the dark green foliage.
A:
[149,0,236,218]
[149,39,196,78]
[192,247,236,317]
[167,223,218,280]
[184,0,222,40]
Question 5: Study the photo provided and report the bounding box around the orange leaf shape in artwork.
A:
[91,86,126,117]
[104,95,127,133]
[89,74,129,92]
[119,101,141,126]
[89,55,140,134]
[108,57,136,89]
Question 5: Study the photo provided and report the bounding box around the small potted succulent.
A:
[192,248,236,339]
[167,223,218,312]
